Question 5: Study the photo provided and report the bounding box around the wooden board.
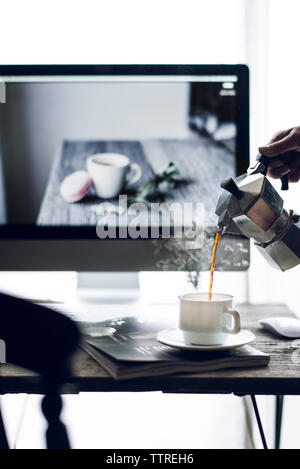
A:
[37,137,234,227]
[37,140,155,226]
[1,304,300,396]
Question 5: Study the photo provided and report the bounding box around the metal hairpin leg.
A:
[275,395,284,450]
[250,395,268,449]
[0,406,9,449]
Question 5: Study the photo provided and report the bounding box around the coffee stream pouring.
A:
[215,153,300,271]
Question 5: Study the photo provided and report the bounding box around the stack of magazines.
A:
[80,316,269,380]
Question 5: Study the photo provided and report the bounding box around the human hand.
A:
[258,127,300,183]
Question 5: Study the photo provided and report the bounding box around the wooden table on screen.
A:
[0,303,298,449]
[37,138,235,227]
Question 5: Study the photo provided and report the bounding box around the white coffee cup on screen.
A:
[179,292,241,346]
[87,153,142,199]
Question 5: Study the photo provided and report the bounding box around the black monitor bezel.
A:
[0,64,249,240]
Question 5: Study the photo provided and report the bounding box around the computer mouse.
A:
[259,317,300,338]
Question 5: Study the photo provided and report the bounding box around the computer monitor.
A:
[0,65,249,272]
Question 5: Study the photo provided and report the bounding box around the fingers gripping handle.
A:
[280,174,289,191]
[257,153,289,191]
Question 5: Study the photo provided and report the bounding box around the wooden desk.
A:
[1,303,299,396]
[1,303,298,449]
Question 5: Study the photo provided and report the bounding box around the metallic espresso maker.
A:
[215,153,300,271]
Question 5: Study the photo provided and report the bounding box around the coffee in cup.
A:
[179,292,241,346]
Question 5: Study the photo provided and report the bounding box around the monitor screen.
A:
[0,66,249,271]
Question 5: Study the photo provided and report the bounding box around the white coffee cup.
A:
[179,292,241,346]
[86,153,142,199]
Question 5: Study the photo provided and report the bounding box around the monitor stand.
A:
[76,272,141,305]
[72,272,178,321]
[68,272,143,321]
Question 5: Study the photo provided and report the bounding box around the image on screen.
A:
[0,76,238,237]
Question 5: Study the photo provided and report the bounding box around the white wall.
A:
[0,0,245,65]
[245,0,300,313]
[266,0,300,314]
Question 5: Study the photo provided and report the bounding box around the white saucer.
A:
[157,329,255,351]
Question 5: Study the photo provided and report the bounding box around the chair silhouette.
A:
[0,292,80,449]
